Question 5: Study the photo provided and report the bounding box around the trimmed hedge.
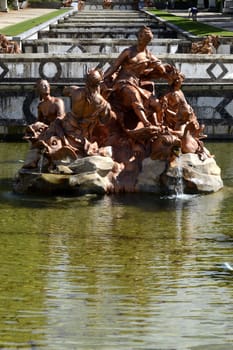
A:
[29,0,62,8]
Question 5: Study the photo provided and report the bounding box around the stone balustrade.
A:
[0,53,231,84]
[22,38,189,54]
[22,37,232,55]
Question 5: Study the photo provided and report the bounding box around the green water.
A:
[0,142,233,349]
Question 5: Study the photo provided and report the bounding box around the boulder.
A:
[13,153,223,196]
[135,158,166,194]
[164,153,223,194]
[13,155,115,195]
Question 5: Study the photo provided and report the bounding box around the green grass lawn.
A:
[150,10,233,37]
[0,9,70,36]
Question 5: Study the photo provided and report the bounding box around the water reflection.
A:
[0,143,233,349]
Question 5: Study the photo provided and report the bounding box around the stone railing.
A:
[22,37,233,55]
[0,53,231,84]
[22,38,189,54]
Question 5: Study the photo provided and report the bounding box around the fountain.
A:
[13,26,223,196]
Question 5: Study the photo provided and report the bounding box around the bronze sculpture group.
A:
[21,26,214,193]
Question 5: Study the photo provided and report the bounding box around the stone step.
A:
[50,21,158,29]
[84,4,136,9]
[56,18,150,25]
[70,13,143,18]
[71,13,142,17]
[38,27,168,39]
[71,10,140,14]
[37,7,170,40]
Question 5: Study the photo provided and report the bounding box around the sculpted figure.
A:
[101,27,184,187]
[162,71,198,137]
[22,122,49,169]
[22,69,117,171]
[78,0,85,10]
[0,34,21,53]
[103,0,113,9]
[180,120,211,160]
[149,70,209,162]
[104,26,172,130]
[62,0,72,7]
[61,69,116,153]
[36,79,65,125]
[191,35,220,54]
[101,26,211,177]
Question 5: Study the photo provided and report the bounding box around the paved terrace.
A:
[0,8,56,30]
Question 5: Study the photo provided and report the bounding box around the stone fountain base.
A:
[13,153,223,196]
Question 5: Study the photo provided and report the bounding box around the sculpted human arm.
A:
[143,51,167,77]
[55,98,65,119]
[104,48,129,79]
[63,85,80,97]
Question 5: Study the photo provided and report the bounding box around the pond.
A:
[0,141,233,349]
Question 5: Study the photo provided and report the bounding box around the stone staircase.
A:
[37,10,174,40]
[21,9,232,54]
[22,9,181,54]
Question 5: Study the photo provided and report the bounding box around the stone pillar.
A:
[0,0,8,12]
[13,0,19,10]
[208,0,216,9]
[223,0,233,13]
[197,0,205,8]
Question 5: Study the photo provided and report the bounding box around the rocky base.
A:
[13,153,223,196]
